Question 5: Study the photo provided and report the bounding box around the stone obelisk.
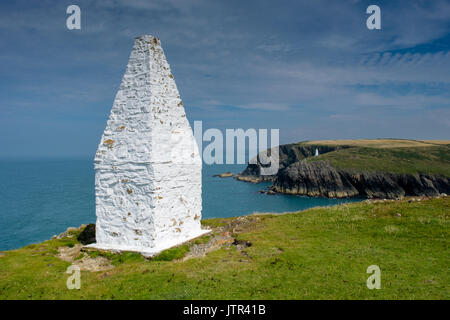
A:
[91,35,208,256]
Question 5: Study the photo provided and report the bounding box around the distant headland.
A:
[236,139,450,199]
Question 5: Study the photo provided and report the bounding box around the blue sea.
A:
[0,158,360,251]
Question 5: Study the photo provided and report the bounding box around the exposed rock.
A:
[271,160,450,199]
[77,224,96,245]
[239,143,346,179]
[213,172,234,178]
[232,239,252,250]
[234,174,269,183]
[273,160,359,198]
[56,226,78,239]
[57,244,113,272]
[182,216,257,261]
[182,233,234,261]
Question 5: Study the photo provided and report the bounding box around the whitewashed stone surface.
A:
[90,35,209,256]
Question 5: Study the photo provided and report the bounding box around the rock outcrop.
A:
[272,160,450,199]
[77,224,96,245]
[273,160,359,198]
[237,143,343,183]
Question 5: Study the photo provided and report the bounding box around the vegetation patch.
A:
[193,235,211,245]
[152,245,190,262]
[305,142,450,176]
[86,250,145,266]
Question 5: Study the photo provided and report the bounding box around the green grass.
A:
[306,144,450,176]
[86,250,145,266]
[0,197,448,299]
[74,253,84,261]
[192,235,211,245]
[152,245,190,262]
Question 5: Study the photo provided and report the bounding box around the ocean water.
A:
[0,158,360,251]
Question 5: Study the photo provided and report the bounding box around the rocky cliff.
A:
[237,143,347,183]
[273,160,450,199]
[237,140,450,199]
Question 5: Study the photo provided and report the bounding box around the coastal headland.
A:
[236,139,450,199]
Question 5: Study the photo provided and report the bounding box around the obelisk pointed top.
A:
[135,34,160,44]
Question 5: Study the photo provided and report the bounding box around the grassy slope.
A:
[0,197,448,300]
[302,140,450,176]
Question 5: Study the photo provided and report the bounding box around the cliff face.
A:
[238,143,346,183]
[273,161,358,198]
[238,142,450,199]
[272,160,450,199]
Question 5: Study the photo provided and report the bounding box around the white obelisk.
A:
[91,35,208,256]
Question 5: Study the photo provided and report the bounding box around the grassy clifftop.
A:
[0,196,448,299]
[303,139,450,176]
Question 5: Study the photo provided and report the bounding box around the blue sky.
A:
[0,0,449,157]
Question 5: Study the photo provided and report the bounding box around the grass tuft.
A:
[152,245,190,262]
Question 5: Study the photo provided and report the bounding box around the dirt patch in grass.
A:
[57,244,113,272]
[182,215,259,261]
